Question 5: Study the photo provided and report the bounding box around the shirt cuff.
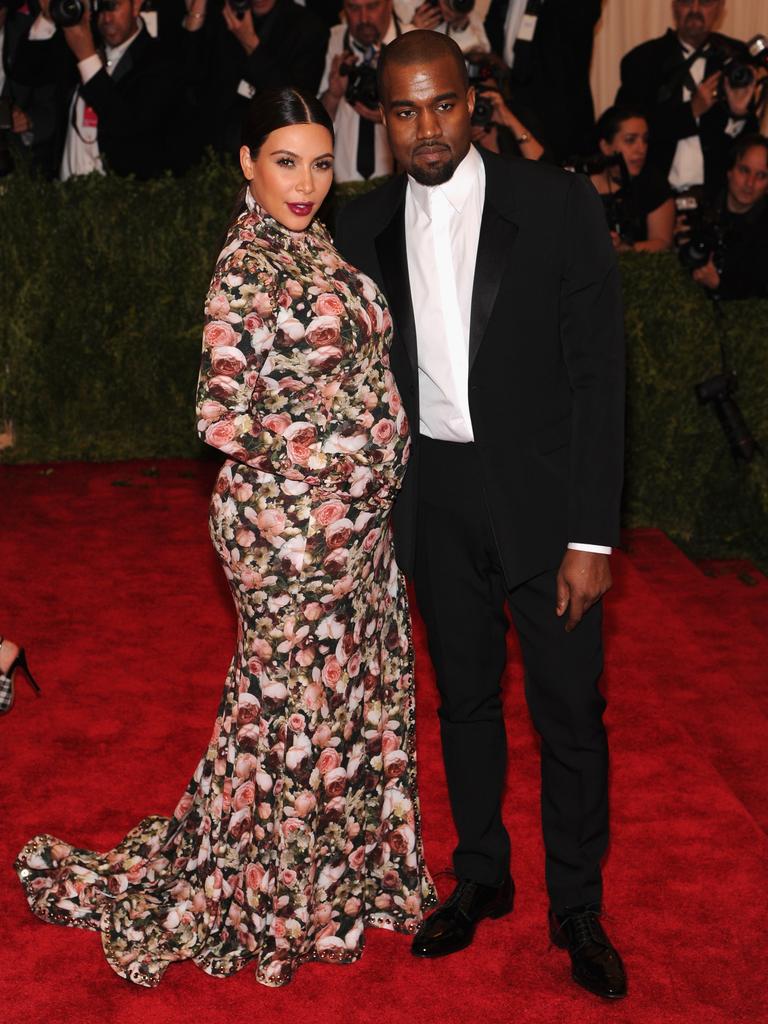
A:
[29,15,57,40]
[725,116,746,138]
[78,54,103,85]
[568,542,612,555]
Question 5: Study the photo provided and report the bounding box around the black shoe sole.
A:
[572,971,628,1001]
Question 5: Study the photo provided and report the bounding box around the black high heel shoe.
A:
[0,637,41,714]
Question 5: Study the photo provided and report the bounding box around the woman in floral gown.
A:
[15,88,436,988]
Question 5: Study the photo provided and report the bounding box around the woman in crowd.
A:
[16,86,435,989]
[590,105,675,253]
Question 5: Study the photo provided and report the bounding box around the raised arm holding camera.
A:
[616,0,762,197]
[9,0,183,178]
[404,0,489,53]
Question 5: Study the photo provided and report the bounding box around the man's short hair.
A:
[377,29,469,99]
[727,133,768,171]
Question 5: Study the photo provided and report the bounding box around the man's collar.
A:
[407,144,483,217]
[105,21,142,62]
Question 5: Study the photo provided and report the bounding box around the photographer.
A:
[484,0,602,161]
[182,0,329,155]
[616,0,759,197]
[589,106,675,253]
[465,49,546,162]
[399,0,489,54]
[319,0,411,181]
[9,0,183,179]
[688,134,768,300]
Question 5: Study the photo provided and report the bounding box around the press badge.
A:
[518,13,538,42]
[237,80,256,100]
[83,104,99,128]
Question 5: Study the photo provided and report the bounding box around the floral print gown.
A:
[15,194,436,988]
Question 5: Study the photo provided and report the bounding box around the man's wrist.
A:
[568,542,612,555]
[78,52,102,84]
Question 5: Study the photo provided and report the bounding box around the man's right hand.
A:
[691,70,722,119]
[62,1,98,63]
[327,51,353,100]
[412,1,442,30]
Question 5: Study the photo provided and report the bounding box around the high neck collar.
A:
[244,188,322,247]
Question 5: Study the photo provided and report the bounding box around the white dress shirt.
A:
[319,17,411,183]
[404,145,611,554]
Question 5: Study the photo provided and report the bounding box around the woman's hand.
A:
[692,258,721,290]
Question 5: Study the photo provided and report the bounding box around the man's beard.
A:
[407,150,457,186]
[354,22,381,47]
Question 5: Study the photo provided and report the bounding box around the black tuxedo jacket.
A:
[10,22,184,178]
[616,29,758,195]
[335,149,625,587]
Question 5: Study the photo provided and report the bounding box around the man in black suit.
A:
[181,0,329,156]
[616,0,758,197]
[335,30,626,999]
[9,0,184,178]
[484,0,603,161]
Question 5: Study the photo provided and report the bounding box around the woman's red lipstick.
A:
[287,202,314,216]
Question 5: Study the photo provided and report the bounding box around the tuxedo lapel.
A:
[469,152,519,370]
[374,187,418,379]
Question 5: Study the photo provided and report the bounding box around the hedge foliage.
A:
[1,157,766,566]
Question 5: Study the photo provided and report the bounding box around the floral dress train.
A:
[15,194,437,987]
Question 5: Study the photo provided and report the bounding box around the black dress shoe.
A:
[412,876,514,958]
[549,907,627,999]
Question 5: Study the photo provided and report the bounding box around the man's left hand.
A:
[556,550,612,632]
[692,257,720,290]
[62,0,97,62]
[354,102,383,123]
[222,1,260,55]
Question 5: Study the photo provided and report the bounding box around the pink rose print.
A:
[204,320,237,348]
[313,293,345,318]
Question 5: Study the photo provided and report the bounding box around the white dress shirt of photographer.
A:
[394,0,490,53]
[319,0,413,183]
[28,0,144,181]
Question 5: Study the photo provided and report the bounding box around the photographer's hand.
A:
[354,102,383,124]
[692,258,721,290]
[412,1,442,30]
[184,0,207,32]
[485,87,544,160]
[12,106,32,134]
[321,52,351,118]
[724,73,757,118]
[556,550,612,633]
[691,70,722,120]
[222,1,260,55]
[62,0,97,62]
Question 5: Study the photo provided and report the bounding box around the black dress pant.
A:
[413,436,609,913]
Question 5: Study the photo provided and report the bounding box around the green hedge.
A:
[1,157,767,568]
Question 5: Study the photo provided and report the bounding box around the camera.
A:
[674,194,724,271]
[466,57,500,128]
[50,0,117,29]
[340,61,379,111]
[710,35,768,97]
[229,0,251,18]
[563,153,636,243]
[695,372,758,462]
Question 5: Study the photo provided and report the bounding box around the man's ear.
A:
[378,102,387,128]
[466,85,476,118]
[598,138,612,157]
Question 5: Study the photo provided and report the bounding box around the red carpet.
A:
[1,461,767,1024]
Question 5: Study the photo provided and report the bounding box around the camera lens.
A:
[50,0,86,28]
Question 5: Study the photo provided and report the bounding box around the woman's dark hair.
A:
[241,86,334,158]
[727,132,768,170]
[222,87,335,242]
[594,105,649,145]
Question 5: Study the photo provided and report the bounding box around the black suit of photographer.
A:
[485,0,602,161]
[616,29,758,196]
[9,17,183,178]
[183,0,328,156]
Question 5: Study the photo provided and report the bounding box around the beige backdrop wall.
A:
[591,0,767,118]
